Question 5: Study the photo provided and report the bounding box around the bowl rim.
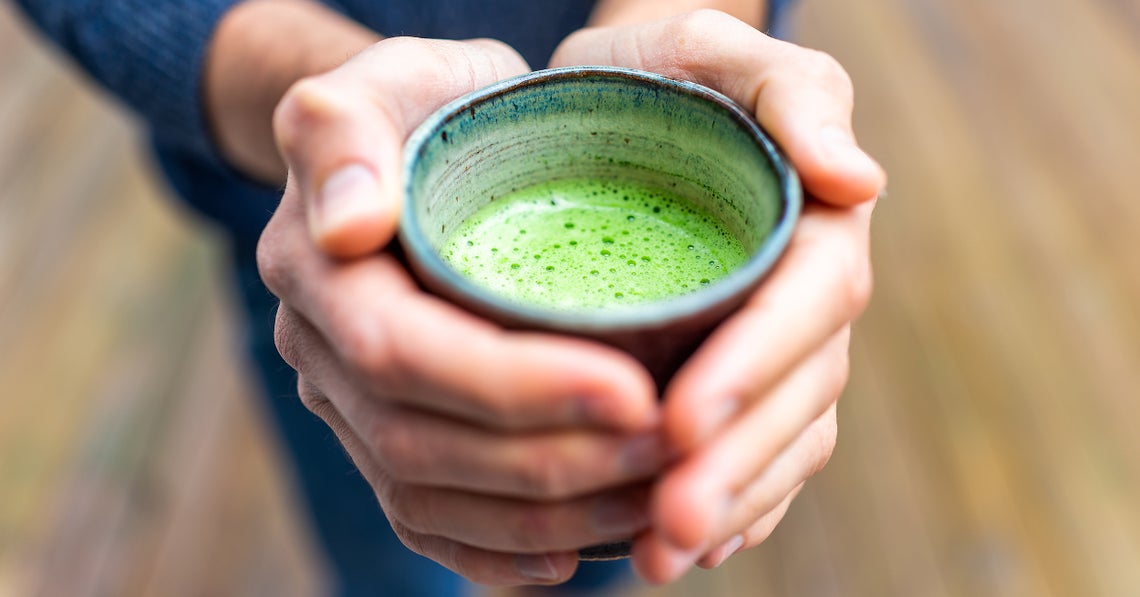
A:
[400,65,802,333]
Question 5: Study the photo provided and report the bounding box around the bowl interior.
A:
[402,67,799,329]
[408,70,784,256]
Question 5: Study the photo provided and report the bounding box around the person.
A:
[12,0,884,594]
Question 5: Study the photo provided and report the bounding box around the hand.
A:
[259,38,668,585]
[551,10,885,583]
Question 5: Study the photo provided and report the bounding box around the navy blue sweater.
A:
[13,0,794,249]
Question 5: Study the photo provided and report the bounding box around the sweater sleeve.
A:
[12,0,242,162]
[767,0,796,39]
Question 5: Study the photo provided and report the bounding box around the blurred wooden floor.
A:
[2,0,1139,595]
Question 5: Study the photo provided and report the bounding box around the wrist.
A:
[588,0,766,28]
[204,0,380,184]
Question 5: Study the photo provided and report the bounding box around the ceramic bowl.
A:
[399,67,801,559]
[402,66,800,384]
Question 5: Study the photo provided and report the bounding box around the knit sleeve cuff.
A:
[81,0,242,164]
[767,0,797,39]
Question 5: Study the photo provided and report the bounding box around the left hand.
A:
[551,10,884,583]
[262,38,667,585]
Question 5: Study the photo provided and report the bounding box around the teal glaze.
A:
[402,66,801,334]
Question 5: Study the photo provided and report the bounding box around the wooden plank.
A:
[4,0,1140,595]
[797,0,1140,596]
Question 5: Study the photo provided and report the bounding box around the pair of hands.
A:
[257,10,883,586]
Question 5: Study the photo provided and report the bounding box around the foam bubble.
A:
[440,178,748,310]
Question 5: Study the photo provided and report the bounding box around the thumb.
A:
[273,37,530,258]
[550,11,885,206]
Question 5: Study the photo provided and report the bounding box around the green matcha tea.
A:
[441,178,749,310]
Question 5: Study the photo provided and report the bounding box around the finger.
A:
[296,379,580,585]
[276,305,668,498]
[391,520,581,587]
[707,410,834,554]
[656,332,847,550]
[273,37,530,257]
[629,488,799,583]
[384,483,653,554]
[549,10,886,205]
[695,419,833,571]
[695,534,745,571]
[696,485,802,569]
[663,201,873,451]
[364,402,668,499]
[633,412,822,583]
[261,194,658,432]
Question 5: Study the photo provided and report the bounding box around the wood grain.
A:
[1,0,1138,595]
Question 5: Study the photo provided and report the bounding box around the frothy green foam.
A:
[441,178,748,310]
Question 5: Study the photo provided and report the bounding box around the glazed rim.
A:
[400,66,802,333]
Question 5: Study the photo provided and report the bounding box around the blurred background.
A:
[2,0,1138,595]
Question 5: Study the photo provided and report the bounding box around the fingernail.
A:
[660,544,703,581]
[312,164,381,238]
[819,126,885,180]
[593,493,650,537]
[516,554,560,582]
[618,433,667,477]
[714,534,745,568]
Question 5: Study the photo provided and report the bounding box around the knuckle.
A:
[369,468,399,512]
[673,8,738,36]
[831,351,852,399]
[379,483,424,533]
[388,518,432,558]
[445,545,489,585]
[802,49,854,97]
[809,411,839,476]
[660,10,735,75]
[833,245,874,318]
[341,322,400,382]
[506,504,556,552]
[454,383,525,429]
[374,37,444,84]
[514,446,574,499]
[273,76,351,156]
[255,223,292,298]
[366,409,423,482]
[822,336,852,402]
[295,378,362,455]
[376,35,428,58]
[387,497,486,585]
[272,306,303,371]
[466,37,520,63]
[846,259,875,318]
[297,377,330,415]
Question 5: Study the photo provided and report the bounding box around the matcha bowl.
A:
[399,66,801,558]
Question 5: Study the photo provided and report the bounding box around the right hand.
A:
[550,10,884,582]
[258,37,667,585]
